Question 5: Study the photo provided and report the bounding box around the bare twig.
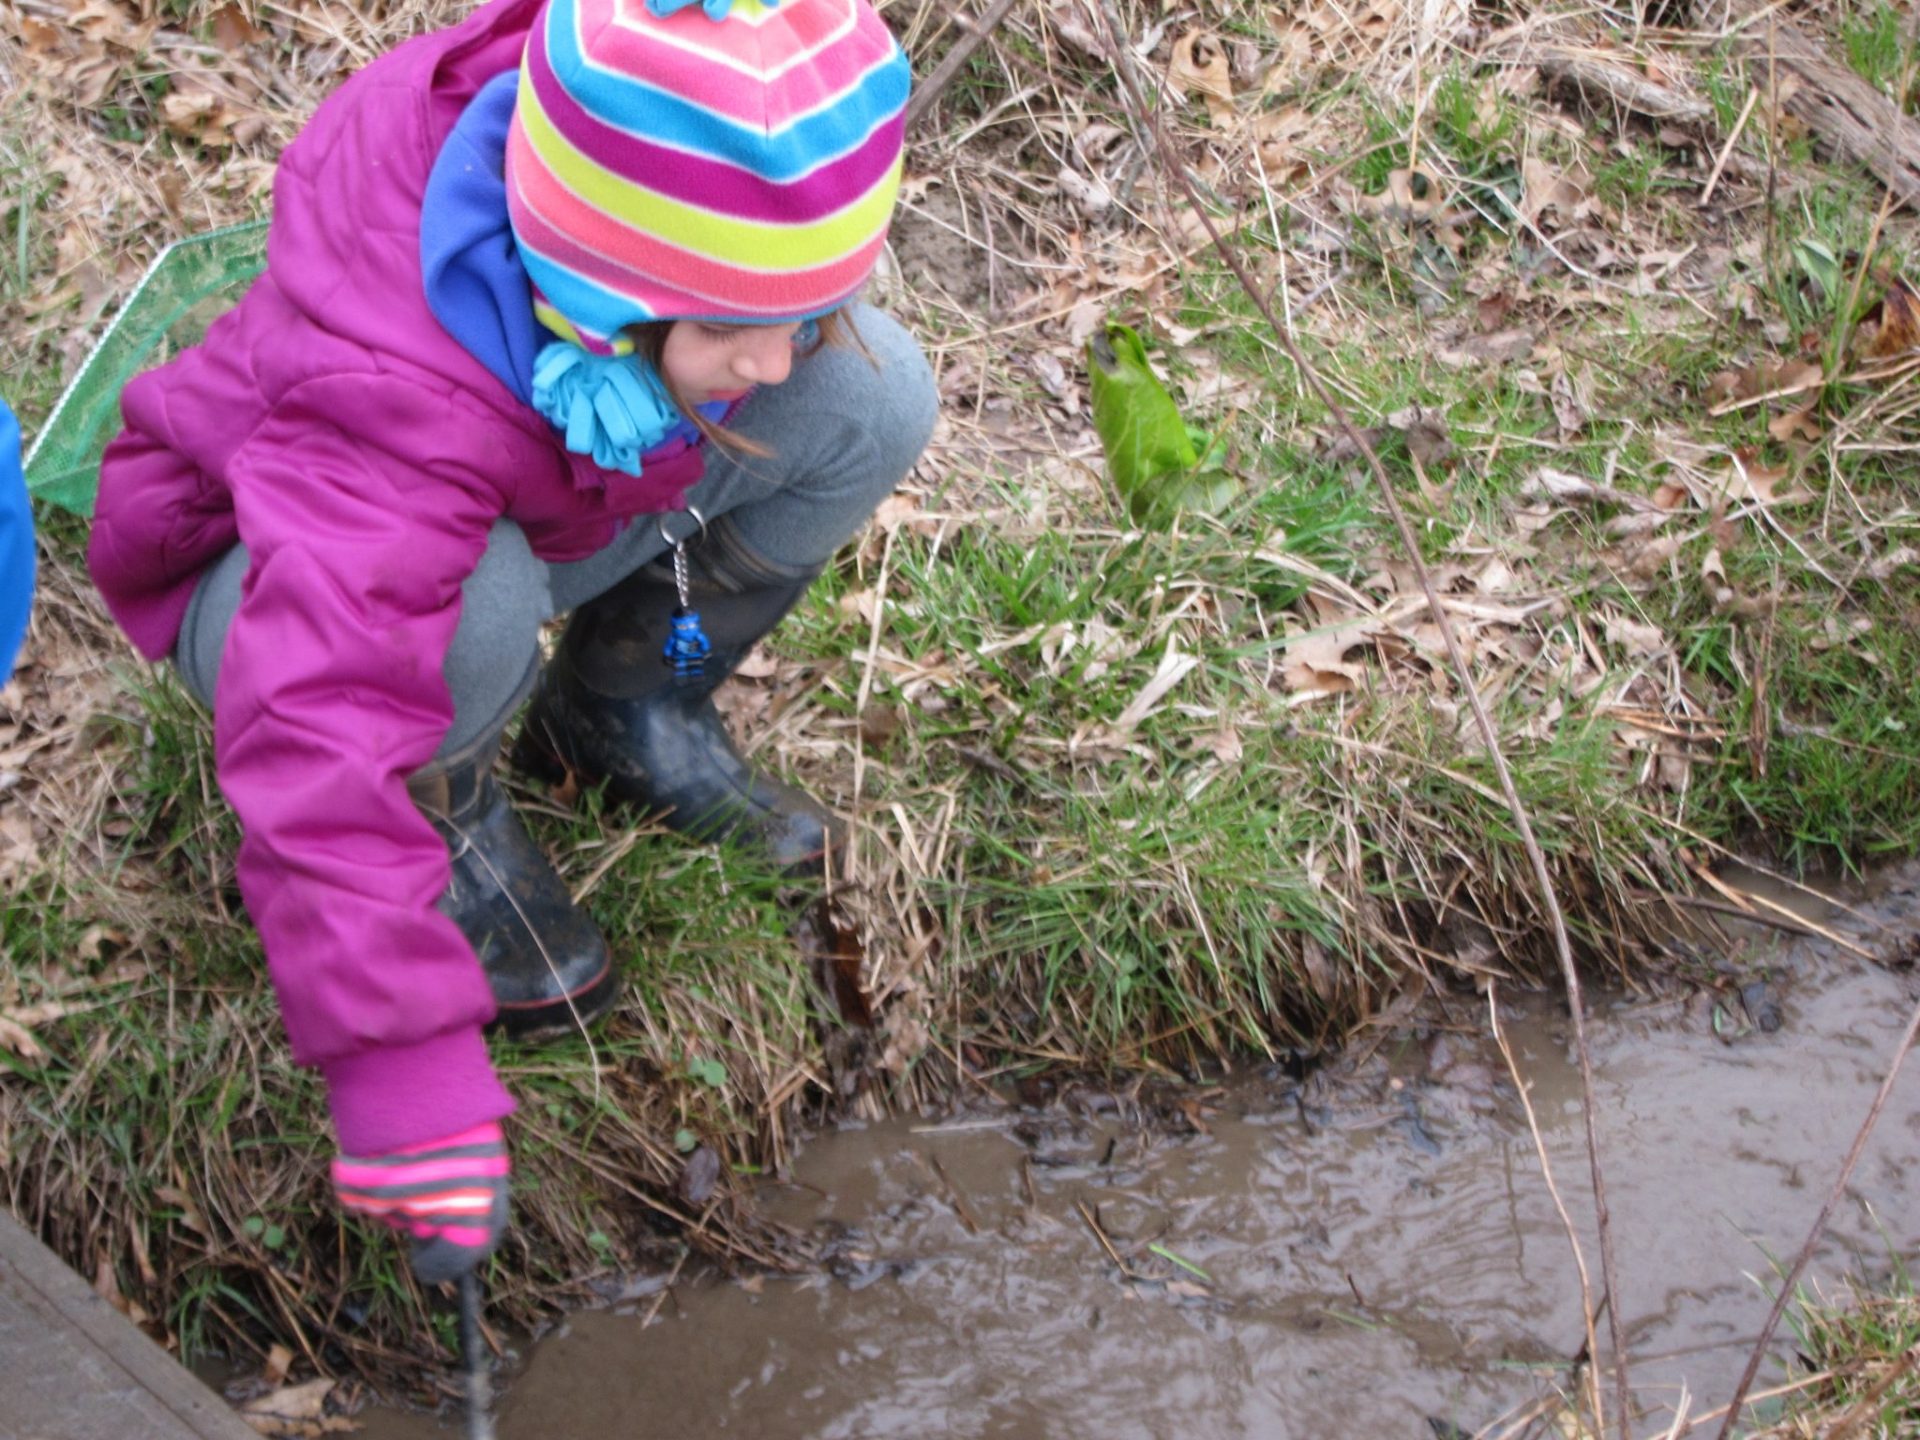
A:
[902,0,1023,135]
[1090,4,1633,1433]
[1488,982,1604,1428]
[1711,990,1920,1439]
[1697,85,1759,207]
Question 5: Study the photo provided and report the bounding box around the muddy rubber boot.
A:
[409,727,619,1040]
[512,513,842,874]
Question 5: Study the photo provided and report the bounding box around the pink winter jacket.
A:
[87,0,708,1156]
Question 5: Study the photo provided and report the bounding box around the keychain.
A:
[660,509,713,678]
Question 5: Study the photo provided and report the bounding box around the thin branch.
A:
[1090,4,1634,1433]
[902,0,1024,135]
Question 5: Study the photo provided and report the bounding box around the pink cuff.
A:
[321,1027,515,1156]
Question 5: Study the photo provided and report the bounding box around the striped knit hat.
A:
[505,0,910,354]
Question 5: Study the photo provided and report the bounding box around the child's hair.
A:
[626,309,861,458]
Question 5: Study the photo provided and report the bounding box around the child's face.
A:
[659,319,806,404]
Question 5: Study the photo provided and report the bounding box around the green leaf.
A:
[1086,321,1242,527]
[688,1057,727,1089]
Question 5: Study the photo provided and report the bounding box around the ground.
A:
[1,0,1918,1433]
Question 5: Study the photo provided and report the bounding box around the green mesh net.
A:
[23,218,269,516]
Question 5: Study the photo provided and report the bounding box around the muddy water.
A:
[361,864,1920,1439]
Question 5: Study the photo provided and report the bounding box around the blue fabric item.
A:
[646,0,778,18]
[0,398,31,684]
[420,72,541,406]
[532,342,682,477]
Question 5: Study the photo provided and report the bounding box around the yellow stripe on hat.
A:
[517,81,897,272]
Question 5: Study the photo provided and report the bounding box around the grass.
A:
[2,0,1919,1428]
[1749,1267,1920,1437]
[1838,1,1920,113]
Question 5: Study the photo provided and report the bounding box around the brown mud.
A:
[355,864,1920,1439]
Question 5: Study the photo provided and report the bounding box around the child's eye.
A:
[698,323,740,340]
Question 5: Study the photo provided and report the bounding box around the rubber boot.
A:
[409,724,619,1040]
[512,513,842,873]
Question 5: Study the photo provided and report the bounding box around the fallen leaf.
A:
[1717,456,1812,507]
[1204,724,1243,763]
[1384,166,1446,220]
[1604,614,1669,658]
[1549,367,1589,436]
[1706,357,1821,409]
[0,1014,44,1060]
[240,1377,356,1436]
[1168,32,1235,126]
[1434,326,1534,368]
[676,1146,722,1207]
[210,3,270,50]
[732,643,779,679]
[1520,156,1589,224]
[1767,403,1822,443]
[1281,622,1373,694]
[1855,276,1920,361]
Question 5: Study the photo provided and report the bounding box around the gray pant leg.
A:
[174,519,550,760]
[544,302,937,614]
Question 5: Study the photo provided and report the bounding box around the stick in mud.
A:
[458,1271,497,1440]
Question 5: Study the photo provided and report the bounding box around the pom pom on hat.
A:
[505,0,910,352]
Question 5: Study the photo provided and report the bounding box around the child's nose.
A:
[734,329,794,387]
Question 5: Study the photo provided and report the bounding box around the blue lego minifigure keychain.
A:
[662,512,712,678]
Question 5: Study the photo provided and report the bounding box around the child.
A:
[87,0,933,1282]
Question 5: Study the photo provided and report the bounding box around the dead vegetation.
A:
[2,0,1919,1430]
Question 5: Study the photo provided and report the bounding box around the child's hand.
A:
[332,1121,510,1283]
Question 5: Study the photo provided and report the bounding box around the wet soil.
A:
[358,863,1920,1439]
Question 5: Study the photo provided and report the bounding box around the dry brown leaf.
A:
[210,3,271,50]
[1169,32,1235,127]
[1384,166,1446,220]
[1855,276,1920,361]
[1250,105,1314,168]
[732,643,779,679]
[240,1377,356,1436]
[1706,357,1821,408]
[1767,403,1822,444]
[1520,157,1589,224]
[1204,725,1244,764]
[1549,367,1589,436]
[0,1014,44,1060]
[871,493,921,536]
[1717,456,1812,507]
[1434,326,1534,368]
[1281,623,1373,694]
[1604,614,1669,658]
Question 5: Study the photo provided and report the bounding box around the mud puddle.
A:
[359,864,1920,1439]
